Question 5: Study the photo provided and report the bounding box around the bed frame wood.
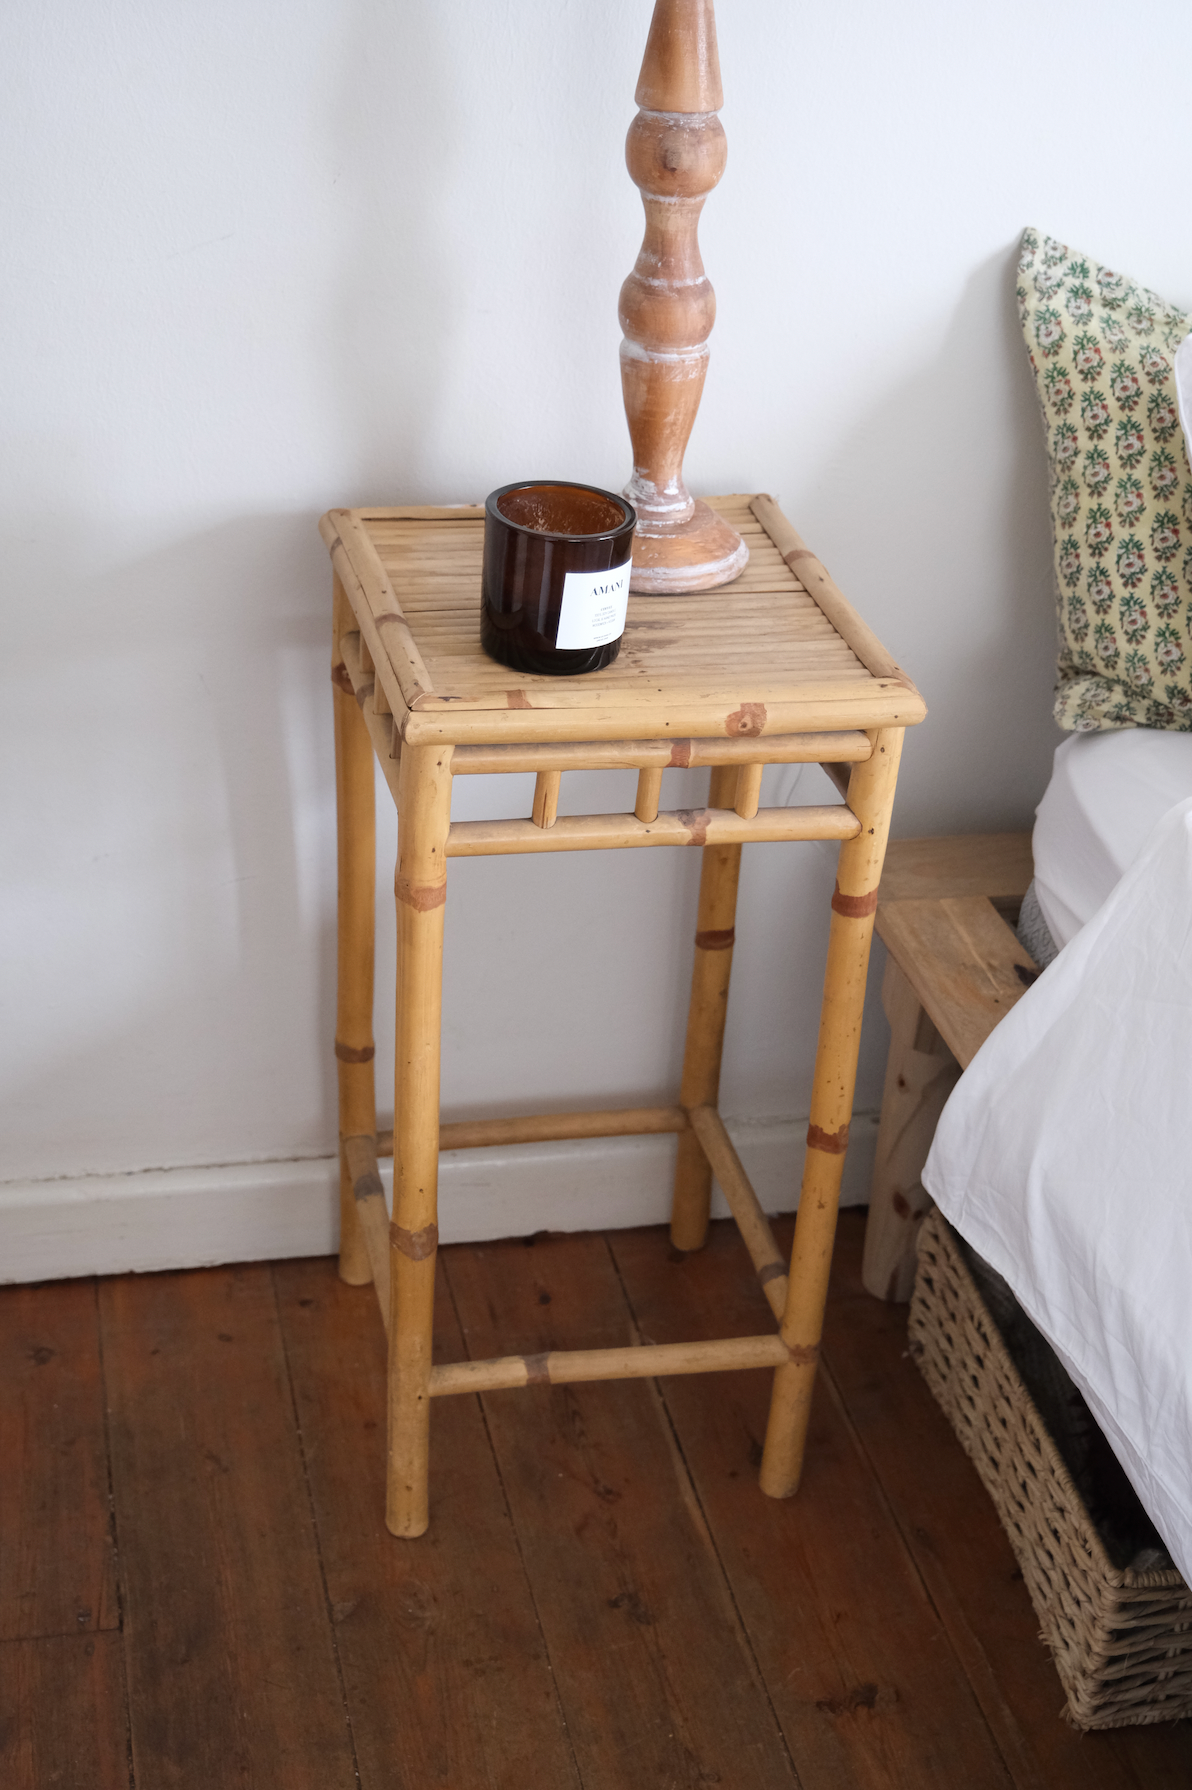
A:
[861,833,1038,1302]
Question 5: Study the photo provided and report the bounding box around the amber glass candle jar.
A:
[480,481,636,676]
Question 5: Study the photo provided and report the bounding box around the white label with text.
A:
[554,560,631,649]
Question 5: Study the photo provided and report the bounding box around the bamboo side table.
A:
[321,493,925,1538]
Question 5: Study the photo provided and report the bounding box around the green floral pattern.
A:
[1018,228,1192,731]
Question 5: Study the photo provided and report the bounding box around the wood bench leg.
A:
[333,572,376,1288]
[861,958,960,1303]
[760,729,903,1500]
[387,741,453,1539]
[670,765,743,1251]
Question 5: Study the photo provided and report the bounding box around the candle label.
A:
[554,560,632,649]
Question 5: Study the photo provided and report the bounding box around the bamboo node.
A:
[331,662,354,694]
[355,681,375,710]
[757,1262,786,1287]
[782,548,821,569]
[390,1222,439,1262]
[668,740,693,767]
[523,1352,551,1385]
[676,808,709,847]
[694,927,734,951]
[352,1169,385,1204]
[394,875,447,912]
[335,1040,375,1064]
[506,690,533,710]
[785,1341,820,1366]
[831,883,879,919]
[725,702,766,738]
[807,1122,850,1156]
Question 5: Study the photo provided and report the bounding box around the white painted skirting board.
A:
[0,1111,878,1285]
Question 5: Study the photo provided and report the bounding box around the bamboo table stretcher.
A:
[322,492,926,1538]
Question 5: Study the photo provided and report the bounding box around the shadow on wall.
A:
[3,513,339,1182]
[323,0,642,503]
[326,0,459,497]
[799,243,1061,837]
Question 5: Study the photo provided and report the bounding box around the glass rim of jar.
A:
[486,480,636,544]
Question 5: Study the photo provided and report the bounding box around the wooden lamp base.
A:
[618,2,748,598]
[630,499,748,594]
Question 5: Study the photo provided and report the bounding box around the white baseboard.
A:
[0,1110,878,1285]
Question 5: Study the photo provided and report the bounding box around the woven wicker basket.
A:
[910,1208,1192,1729]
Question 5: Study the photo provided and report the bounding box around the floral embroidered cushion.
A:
[1018,228,1192,731]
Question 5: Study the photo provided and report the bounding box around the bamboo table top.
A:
[320,492,925,747]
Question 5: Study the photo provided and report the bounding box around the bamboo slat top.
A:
[321,494,925,746]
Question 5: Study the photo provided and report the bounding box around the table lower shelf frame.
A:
[343,1101,794,1379]
[332,575,906,1538]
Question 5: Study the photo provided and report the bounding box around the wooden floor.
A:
[4,1212,1192,1789]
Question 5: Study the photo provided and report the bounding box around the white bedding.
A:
[1033,731,1192,948]
[917,324,1192,1576]
[923,796,1192,1583]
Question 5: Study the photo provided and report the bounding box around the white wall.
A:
[3,0,1190,1273]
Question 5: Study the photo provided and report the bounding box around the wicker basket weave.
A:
[910,1208,1192,1729]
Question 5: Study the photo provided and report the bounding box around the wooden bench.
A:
[860,833,1038,1302]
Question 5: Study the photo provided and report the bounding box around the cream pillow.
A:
[1018,228,1192,730]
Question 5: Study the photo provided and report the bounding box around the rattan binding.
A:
[910,1208,1192,1730]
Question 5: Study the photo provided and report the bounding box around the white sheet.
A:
[1033,730,1192,947]
[923,797,1192,1583]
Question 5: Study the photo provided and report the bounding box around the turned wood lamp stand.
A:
[619,0,748,592]
[325,495,924,1536]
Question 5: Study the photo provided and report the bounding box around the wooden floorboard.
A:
[0,1279,118,1641]
[99,1264,357,1789]
[0,1632,129,1789]
[274,1255,579,1790]
[4,1218,1192,1788]
[609,1218,1015,1790]
[444,1231,798,1790]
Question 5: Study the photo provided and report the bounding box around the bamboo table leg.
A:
[670,765,743,1251]
[759,729,904,1499]
[333,573,376,1287]
[387,741,454,1538]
